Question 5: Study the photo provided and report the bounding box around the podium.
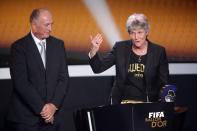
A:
[75,102,175,131]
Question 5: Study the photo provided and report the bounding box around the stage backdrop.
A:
[0,0,197,64]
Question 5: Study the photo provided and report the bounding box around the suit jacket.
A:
[8,33,69,125]
[89,40,169,104]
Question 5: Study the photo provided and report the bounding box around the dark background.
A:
[0,74,196,131]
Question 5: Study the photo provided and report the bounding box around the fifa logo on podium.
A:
[149,112,164,118]
[145,111,167,128]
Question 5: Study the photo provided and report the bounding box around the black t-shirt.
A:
[124,50,147,101]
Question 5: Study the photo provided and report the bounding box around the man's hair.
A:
[29,8,48,23]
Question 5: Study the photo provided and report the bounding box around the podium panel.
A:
[75,102,175,131]
[132,103,174,131]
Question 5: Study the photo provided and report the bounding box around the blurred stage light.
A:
[82,0,122,47]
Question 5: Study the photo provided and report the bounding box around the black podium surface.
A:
[75,102,175,131]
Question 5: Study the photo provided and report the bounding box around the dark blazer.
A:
[89,40,169,104]
[8,33,69,125]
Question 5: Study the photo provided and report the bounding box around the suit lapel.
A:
[27,33,45,72]
[144,42,153,84]
[124,40,132,77]
[45,37,53,72]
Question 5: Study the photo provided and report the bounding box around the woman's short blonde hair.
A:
[126,13,150,34]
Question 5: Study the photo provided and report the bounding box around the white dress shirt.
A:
[31,31,46,52]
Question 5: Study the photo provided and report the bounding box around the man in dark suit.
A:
[7,8,69,131]
[89,13,169,104]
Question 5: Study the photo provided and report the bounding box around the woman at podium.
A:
[88,13,169,104]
